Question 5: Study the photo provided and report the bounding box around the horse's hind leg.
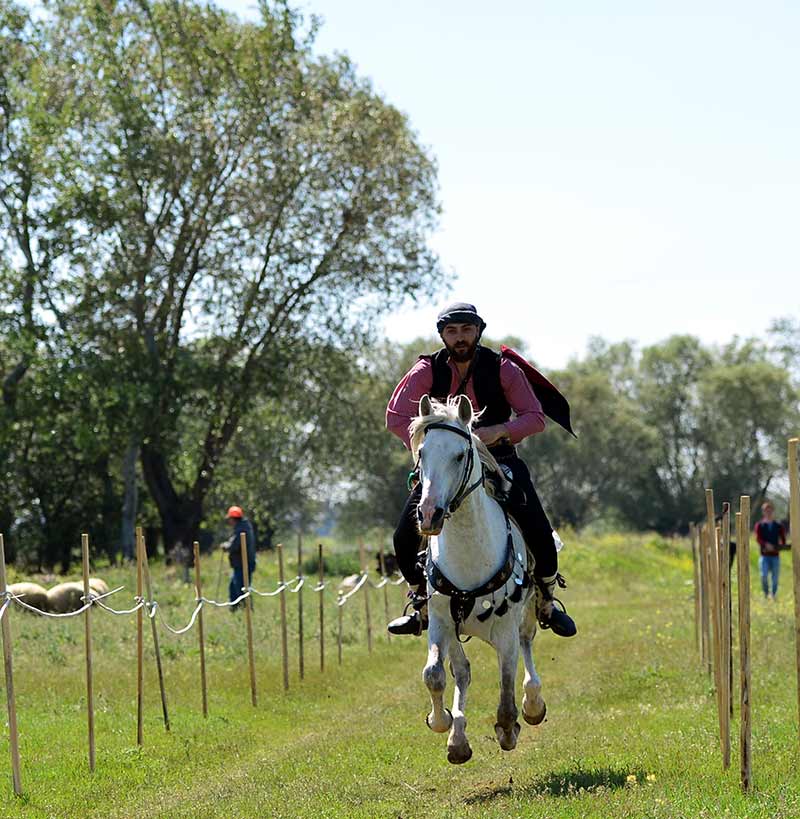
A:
[494,630,521,751]
[446,641,472,764]
[520,600,546,725]
[423,618,453,734]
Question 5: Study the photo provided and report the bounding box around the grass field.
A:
[2,532,800,818]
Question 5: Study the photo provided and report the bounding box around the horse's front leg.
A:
[494,628,521,751]
[520,599,547,725]
[423,615,453,733]
[446,640,472,764]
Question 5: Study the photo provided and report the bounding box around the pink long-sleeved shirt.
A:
[385,354,546,450]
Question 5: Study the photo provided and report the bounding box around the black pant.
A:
[392,454,557,586]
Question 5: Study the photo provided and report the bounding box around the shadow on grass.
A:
[464,765,647,804]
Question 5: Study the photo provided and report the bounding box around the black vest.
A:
[424,347,514,455]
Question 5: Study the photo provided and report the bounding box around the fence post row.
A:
[0,527,404,790]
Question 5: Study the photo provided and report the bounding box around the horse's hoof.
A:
[447,743,473,765]
[494,721,521,751]
[426,708,453,733]
[523,702,547,726]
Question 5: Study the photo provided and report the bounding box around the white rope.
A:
[312,582,325,592]
[0,598,10,621]
[287,576,305,593]
[148,600,205,635]
[93,588,146,616]
[199,590,251,608]
[248,582,288,598]
[12,595,93,617]
[336,572,368,606]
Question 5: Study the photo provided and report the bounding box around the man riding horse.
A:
[385,302,577,638]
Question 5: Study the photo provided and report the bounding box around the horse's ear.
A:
[457,394,473,425]
[419,394,433,417]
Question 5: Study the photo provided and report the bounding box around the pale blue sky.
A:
[267,0,799,368]
[171,2,800,366]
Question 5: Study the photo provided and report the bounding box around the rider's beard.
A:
[444,336,479,363]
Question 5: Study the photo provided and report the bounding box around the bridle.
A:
[421,422,485,518]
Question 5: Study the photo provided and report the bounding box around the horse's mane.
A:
[409,397,509,491]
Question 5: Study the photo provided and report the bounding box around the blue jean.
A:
[229,565,255,607]
[759,555,780,597]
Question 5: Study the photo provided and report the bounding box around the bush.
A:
[302,552,361,577]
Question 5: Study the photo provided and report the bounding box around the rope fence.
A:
[0,534,406,797]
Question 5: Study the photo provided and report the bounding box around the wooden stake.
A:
[0,534,22,796]
[81,534,96,771]
[737,499,752,791]
[359,541,373,654]
[690,523,700,655]
[297,532,304,681]
[337,591,343,665]
[700,523,711,674]
[380,546,391,643]
[714,524,725,763]
[240,532,257,707]
[277,543,289,692]
[136,527,144,746]
[720,503,731,768]
[318,544,325,673]
[789,437,800,741]
[193,542,208,718]
[142,537,170,731]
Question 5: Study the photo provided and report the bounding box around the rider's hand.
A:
[475,424,510,446]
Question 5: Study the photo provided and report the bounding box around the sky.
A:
[222,2,797,367]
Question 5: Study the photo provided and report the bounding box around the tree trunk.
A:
[140,443,203,556]
[121,440,139,562]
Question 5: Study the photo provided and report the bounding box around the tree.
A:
[13,0,441,553]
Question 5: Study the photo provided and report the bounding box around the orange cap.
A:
[226,505,243,519]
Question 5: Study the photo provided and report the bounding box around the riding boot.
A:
[535,573,577,638]
[387,583,429,636]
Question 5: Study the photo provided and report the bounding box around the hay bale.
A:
[7,582,49,612]
[88,577,110,597]
[46,581,86,613]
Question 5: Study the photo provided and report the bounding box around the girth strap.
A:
[426,511,518,624]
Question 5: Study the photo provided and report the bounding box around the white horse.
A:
[412,393,547,764]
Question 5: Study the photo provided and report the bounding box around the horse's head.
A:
[412,394,477,535]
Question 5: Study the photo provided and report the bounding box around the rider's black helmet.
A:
[436,302,487,335]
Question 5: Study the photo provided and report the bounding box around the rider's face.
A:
[441,323,479,363]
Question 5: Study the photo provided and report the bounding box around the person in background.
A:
[221,505,256,608]
[754,501,787,599]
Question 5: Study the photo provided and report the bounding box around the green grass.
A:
[1,534,799,817]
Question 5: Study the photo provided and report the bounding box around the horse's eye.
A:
[456,452,465,462]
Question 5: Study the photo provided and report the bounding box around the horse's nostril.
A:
[431,507,445,527]
[417,508,424,522]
